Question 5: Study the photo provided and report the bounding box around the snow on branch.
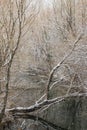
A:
[7,92,86,115]
[46,33,83,99]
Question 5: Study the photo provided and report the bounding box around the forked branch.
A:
[46,34,83,99]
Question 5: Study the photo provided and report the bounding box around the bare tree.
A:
[0,0,38,123]
[81,0,87,31]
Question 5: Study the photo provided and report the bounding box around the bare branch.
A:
[7,92,86,114]
[13,114,68,130]
[46,33,83,99]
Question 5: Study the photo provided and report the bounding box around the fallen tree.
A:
[6,92,87,130]
[7,92,85,114]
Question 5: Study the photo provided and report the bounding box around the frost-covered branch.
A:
[7,92,86,114]
[46,33,83,99]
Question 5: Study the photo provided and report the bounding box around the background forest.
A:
[0,0,87,130]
